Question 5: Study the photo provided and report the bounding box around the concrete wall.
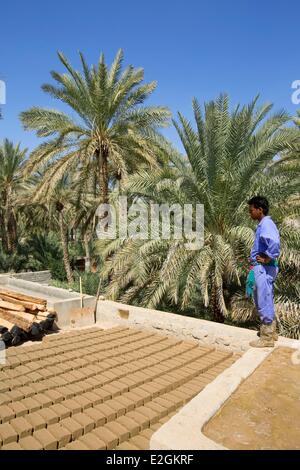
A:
[0,276,96,329]
[10,271,51,285]
[96,300,263,352]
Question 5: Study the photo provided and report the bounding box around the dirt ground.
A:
[203,347,300,450]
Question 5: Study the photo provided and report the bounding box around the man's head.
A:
[248,196,269,221]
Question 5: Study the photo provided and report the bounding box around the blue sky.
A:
[0,0,300,153]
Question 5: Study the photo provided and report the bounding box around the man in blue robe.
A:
[247,196,280,347]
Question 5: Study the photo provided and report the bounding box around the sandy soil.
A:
[203,347,300,449]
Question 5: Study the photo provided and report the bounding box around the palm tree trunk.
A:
[84,232,91,272]
[58,210,73,284]
[97,146,109,234]
[210,282,225,323]
[0,209,8,252]
[4,187,17,254]
[99,147,109,205]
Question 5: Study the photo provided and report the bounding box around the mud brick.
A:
[92,427,118,449]
[59,417,83,440]
[0,382,9,394]
[119,377,137,390]
[14,365,31,376]
[30,382,48,394]
[91,387,111,403]
[105,421,130,442]
[85,377,102,389]
[123,390,145,407]
[44,389,65,404]
[66,383,82,395]
[0,405,15,423]
[150,378,171,393]
[108,380,128,395]
[0,392,10,406]
[0,423,18,445]
[1,441,23,450]
[73,395,92,411]
[130,435,149,450]
[75,381,94,393]
[63,440,89,450]
[18,385,35,399]
[61,352,78,361]
[72,413,94,434]
[7,389,25,402]
[80,391,102,406]
[137,383,161,399]
[139,369,157,380]
[105,399,126,417]
[58,372,75,384]
[25,411,46,431]
[152,396,176,413]
[57,385,75,399]
[125,410,150,430]
[167,389,187,404]
[49,375,68,387]
[3,356,21,368]
[9,401,28,417]
[61,399,82,416]
[10,416,33,438]
[20,397,41,413]
[85,407,106,427]
[47,423,71,449]
[47,366,63,376]
[71,358,90,368]
[33,428,58,450]
[115,410,144,437]
[37,408,59,425]
[27,371,43,382]
[49,403,71,420]
[34,393,52,408]
[139,428,154,440]
[115,395,136,412]
[129,371,149,385]
[57,362,73,373]
[78,432,106,450]
[94,403,116,422]
[146,400,169,418]
[116,441,140,450]
[101,370,119,382]
[85,364,102,375]
[101,383,122,398]
[19,435,43,450]
[69,369,88,381]
[136,405,159,425]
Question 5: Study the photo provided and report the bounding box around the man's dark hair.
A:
[247,196,269,215]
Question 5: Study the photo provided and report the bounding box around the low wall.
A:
[10,271,51,284]
[97,300,263,352]
[0,276,96,329]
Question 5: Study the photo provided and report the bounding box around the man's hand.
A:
[256,254,271,264]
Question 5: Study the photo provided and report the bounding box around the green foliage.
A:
[51,270,105,296]
[97,94,300,326]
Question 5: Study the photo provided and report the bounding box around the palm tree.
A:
[97,94,300,323]
[20,49,171,208]
[0,139,27,253]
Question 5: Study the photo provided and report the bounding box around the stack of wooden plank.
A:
[0,288,56,346]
